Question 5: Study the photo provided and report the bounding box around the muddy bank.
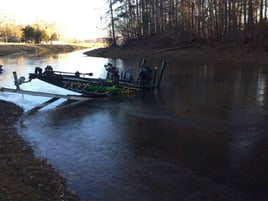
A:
[84,43,268,64]
[0,100,80,201]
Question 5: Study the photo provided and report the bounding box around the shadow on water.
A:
[2,50,268,200]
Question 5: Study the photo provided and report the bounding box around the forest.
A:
[1,0,268,47]
[110,0,268,46]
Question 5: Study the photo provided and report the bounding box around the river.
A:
[0,49,268,201]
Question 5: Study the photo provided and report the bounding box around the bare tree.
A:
[105,0,268,46]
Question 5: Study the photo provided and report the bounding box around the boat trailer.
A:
[0,72,94,114]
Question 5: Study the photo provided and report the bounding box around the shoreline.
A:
[0,44,83,200]
[0,44,87,57]
[0,100,80,201]
[83,43,268,64]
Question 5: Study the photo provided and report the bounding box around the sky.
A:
[0,0,108,39]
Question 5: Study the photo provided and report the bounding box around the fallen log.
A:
[152,44,195,54]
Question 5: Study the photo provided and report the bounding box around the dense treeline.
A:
[22,25,58,43]
[110,0,268,45]
[0,16,59,43]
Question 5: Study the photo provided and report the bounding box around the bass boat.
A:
[27,61,166,98]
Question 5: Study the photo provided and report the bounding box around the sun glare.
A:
[0,0,107,40]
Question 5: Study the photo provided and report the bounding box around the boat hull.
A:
[29,72,141,97]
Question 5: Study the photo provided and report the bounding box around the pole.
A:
[13,72,20,90]
[156,61,166,89]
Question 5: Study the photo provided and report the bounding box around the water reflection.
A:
[256,72,266,106]
[1,51,268,200]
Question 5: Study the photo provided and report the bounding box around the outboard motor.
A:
[105,63,119,83]
[137,66,153,86]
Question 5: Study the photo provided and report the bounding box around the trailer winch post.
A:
[13,72,20,90]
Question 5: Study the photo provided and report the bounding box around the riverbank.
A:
[0,100,80,201]
[83,43,268,64]
[0,44,87,57]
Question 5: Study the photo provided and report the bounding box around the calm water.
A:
[1,50,268,201]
